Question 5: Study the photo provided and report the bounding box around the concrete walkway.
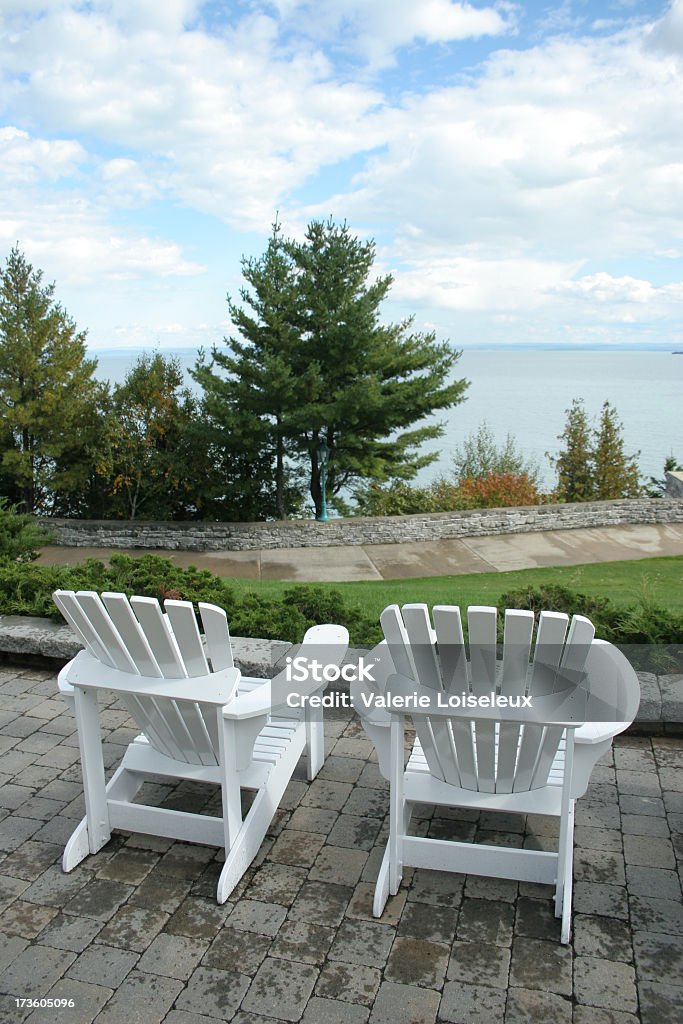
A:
[37,522,683,582]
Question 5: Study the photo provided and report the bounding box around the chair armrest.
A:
[225,623,350,720]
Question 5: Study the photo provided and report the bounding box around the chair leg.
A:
[73,686,111,858]
[555,799,575,944]
[305,704,324,780]
[373,846,391,916]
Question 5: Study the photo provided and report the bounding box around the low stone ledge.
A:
[37,497,683,552]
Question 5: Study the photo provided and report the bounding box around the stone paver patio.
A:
[1,663,682,1023]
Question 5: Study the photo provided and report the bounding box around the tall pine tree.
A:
[592,401,641,499]
[553,399,595,502]
[0,246,104,514]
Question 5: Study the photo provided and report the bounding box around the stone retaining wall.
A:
[39,497,683,552]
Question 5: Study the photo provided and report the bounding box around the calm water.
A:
[92,348,683,491]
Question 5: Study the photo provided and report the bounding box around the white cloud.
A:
[0,126,86,182]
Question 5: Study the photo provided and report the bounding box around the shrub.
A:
[453,422,540,485]
[0,498,53,563]
[0,554,380,646]
[455,472,542,508]
[500,582,683,670]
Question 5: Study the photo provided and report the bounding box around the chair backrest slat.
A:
[164,601,210,677]
[467,607,498,793]
[101,593,162,677]
[130,597,188,678]
[513,611,570,792]
[199,603,234,671]
[433,605,468,695]
[53,590,116,667]
[403,605,460,785]
[74,592,139,674]
[496,609,535,794]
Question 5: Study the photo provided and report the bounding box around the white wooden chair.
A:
[352,603,640,943]
[53,589,348,903]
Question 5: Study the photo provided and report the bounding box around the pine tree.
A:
[286,219,467,516]
[552,398,595,502]
[0,246,104,514]
[592,401,641,499]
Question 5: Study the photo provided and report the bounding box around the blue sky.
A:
[1,0,682,352]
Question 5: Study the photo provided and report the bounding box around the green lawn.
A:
[225,555,683,621]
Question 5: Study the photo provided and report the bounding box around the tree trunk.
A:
[275,420,286,519]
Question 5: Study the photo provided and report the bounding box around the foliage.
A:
[0,246,106,514]
[106,354,201,520]
[192,222,310,520]
[551,398,641,502]
[196,219,468,519]
[0,497,52,562]
[354,471,541,516]
[0,553,379,645]
[646,455,683,497]
[499,581,683,669]
[452,422,539,485]
[592,401,641,500]
[455,472,542,508]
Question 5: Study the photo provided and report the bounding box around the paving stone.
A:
[619,794,665,816]
[129,873,192,914]
[329,920,395,968]
[318,755,366,784]
[309,845,367,886]
[621,813,671,836]
[573,956,638,1013]
[638,981,683,1024]
[331,736,374,760]
[270,920,334,965]
[615,770,662,797]
[573,914,633,962]
[0,932,29,974]
[623,833,676,868]
[241,957,318,1021]
[447,941,510,990]
[315,961,381,1007]
[21,866,93,908]
[574,825,623,852]
[0,942,76,998]
[575,802,621,830]
[514,896,561,942]
[287,806,339,834]
[67,944,139,988]
[95,970,183,1024]
[1,841,61,882]
[157,844,216,879]
[345,880,406,926]
[0,815,42,851]
[509,938,572,995]
[397,901,457,944]
[269,829,326,868]
[301,997,369,1024]
[629,893,683,933]
[574,848,625,885]
[164,1012,224,1024]
[164,897,232,939]
[288,881,352,926]
[407,869,464,908]
[633,930,683,982]
[438,981,506,1024]
[38,912,104,951]
[203,926,271,975]
[301,779,353,811]
[0,871,30,904]
[95,848,160,885]
[573,882,629,919]
[227,899,287,937]
[25,977,112,1024]
[464,876,519,902]
[63,878,133,921]
[327,814,382,852]
[504,987,572,1023]
[652,738,683,769]
[625,864,681,899]
[456,897,514,946]
[384,936,449,990]
[341,787,388,818]
[0,900,58,939]
[572,1008,639,1024]
[96,905,169,952]
[245,862,307,905]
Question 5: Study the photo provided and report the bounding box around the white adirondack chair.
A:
[352,604,640,943]
[53,589,348,903]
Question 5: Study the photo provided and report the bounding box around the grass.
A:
[224,555,683,621]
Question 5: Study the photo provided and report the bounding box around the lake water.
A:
[92,347,683,491]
